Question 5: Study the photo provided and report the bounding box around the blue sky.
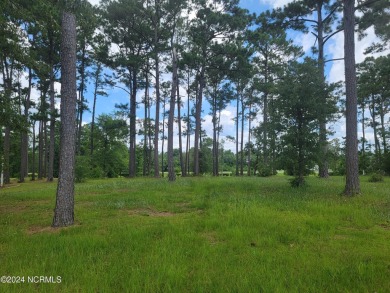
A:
[73,0,387,152]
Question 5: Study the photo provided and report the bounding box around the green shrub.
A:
[289,176,306,188]
[257,165,274,177]
[89,166,104,179]
[75,156,90,183]
[368,173,384,183]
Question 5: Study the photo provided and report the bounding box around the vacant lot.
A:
[1,176,389,292]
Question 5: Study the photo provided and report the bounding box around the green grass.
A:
[1,176,390,292]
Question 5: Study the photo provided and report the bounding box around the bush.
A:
[383,153,390,175]
[257,165,274,177]
[75,156,90,183]
[289,176,306,188]
[368,173,384,183]
[89,166,104,179]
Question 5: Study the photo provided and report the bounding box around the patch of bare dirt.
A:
[201,232,220,245]
[27,222,81,235]
[378,223,390,230]
[0,200,51,214]
[333,234,349,240]
[126,208,176,217]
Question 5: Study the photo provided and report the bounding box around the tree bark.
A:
[47,63,56,182]
[53,11,77,227]
[31,120,36,181]
[235,90,240,176]
[193,66,205,176]
[240,97,245,176]
[153,40,161,178]
[317,2,330,178]
[247,103,252,176]
[168,48,178,182]
[19,68,32,183]
[90,63,102,156]
[129,69,137,178]
[143,66,149,177]
[77,45,87,156]
[343,0,360,196]
[3,127,10,184]
[177,78,184,176]
[38,119,43,180]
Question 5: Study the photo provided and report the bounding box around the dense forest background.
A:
[1,0,389,185]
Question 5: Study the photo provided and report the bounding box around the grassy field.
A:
[1,176,390,292]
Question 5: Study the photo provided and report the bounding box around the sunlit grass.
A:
[1,176,389,292]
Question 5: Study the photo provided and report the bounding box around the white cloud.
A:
[259,0,293,9]
[327,27,389,84]
[88,0,100,6]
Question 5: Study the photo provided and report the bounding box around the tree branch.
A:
[325,57,344,63]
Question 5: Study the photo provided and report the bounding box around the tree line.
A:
[1,0,389,199]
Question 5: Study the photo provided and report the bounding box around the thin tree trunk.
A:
[177,78,184,176]
[247,103,252,176]
[168,48,178,181]
[3,127,10,184]
[143,66,149,176]
[184,72,191,176]
[263,50,269,167]
[361,103,366,174]
[235,91,239,176]
[343,0,360,195]
[129,69,137,178]
[369,98,381,159]
[47,63,56,182]
[317,2,329,178]
[90,63,102,156]
[77,45,86,156]
[44,120,48,178]
[161,98,167,177]
[153,21,161,177]
[193,67,205,176]
[32,121,36,181]
[53,11,77,227]
[240,98,245,176]
[38,119,43,180]
[212,93,218,176]
[20,68,32,182]
[379,106,387,153]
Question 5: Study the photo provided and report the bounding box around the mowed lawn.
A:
[1,176,390,292]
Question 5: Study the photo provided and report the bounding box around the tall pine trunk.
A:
[177,79,184,176]
[168,48,178,182]
[343,0,360,195]
[31,120,36,181]
[3,127,10,184]
[317,2,329,178]
[47,63,56,182]
[193,66,205,176]
[19,68,32,182]
[53,11,77,227]
[129,70,137,178]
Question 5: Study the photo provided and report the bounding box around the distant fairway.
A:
[1,176,389,292]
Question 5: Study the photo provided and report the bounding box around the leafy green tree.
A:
[75,1,98,155]
[99,0,152,177]
[278,0,343,178]
[357,55,390,171]
[248,10,302,174]
[276,59,335,186]
[184,0,250,175]
[357,0,390,53]
[92,114,128,177]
